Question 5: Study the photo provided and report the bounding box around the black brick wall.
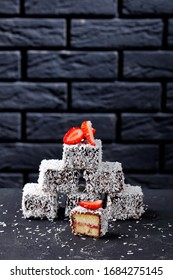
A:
[0,0,173,189]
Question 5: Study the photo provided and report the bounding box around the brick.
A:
[27,51,117,80]
[122,0,173,15]
[168,19,173,47]
[71,19,162,48]
[26,113,116,142]
[0,173,23,188]
[166,84,173,111]
[0,82,67,110]
[0,0,19,14]
[28,173,38,183]
[0,143,158,172]
[121,113,173,140]
[103,144,159,170]
[25,0,117,16]
[165,145,173,170]
[0,19,66,47]
[126,174,173,189]
[0,143,63,170]
[72,82,161,111]
[0,51,20,80]
[0,113,21,139]
[124,51,173,79]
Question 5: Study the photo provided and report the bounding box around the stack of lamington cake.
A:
[22,121,145,237]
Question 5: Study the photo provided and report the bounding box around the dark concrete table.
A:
[0,188,172,260]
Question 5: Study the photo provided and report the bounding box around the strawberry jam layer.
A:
[73,221,99,229]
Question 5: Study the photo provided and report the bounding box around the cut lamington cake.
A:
[70,202,108,238]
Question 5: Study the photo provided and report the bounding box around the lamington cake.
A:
[70,201,108,238]
[65,188,100,217]
[63,139,102,170]
[83,161,125,196]
[38,159,80,193]
[22,183,58,221]
[109,184,145,221]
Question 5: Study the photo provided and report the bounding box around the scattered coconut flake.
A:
[0,222,6,227]
[127,250,134,255]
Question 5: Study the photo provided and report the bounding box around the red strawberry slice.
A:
[63,127,84,144]
[81,120,96,146]
[78,200,103,210]
[92,128,96,134]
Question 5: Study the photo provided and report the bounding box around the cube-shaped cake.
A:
[22,183,58,221]
[84,161,125,197]
[38,159,80,193]
[70,205,108,238]
[109,184,145,220]
[65,190,100,217]
[62,139,102,170]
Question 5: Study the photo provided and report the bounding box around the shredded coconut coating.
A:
[22,183,58,221]
[70,205,109,237]
[62,139,102,170]
[38,159,80,193]
[109,184,145,221]
[83,161,125,197]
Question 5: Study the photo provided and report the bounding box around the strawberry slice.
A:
[81,120,96,146]
[63,127,84,144]
[78,200,103,210]
[92,128,96,134]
